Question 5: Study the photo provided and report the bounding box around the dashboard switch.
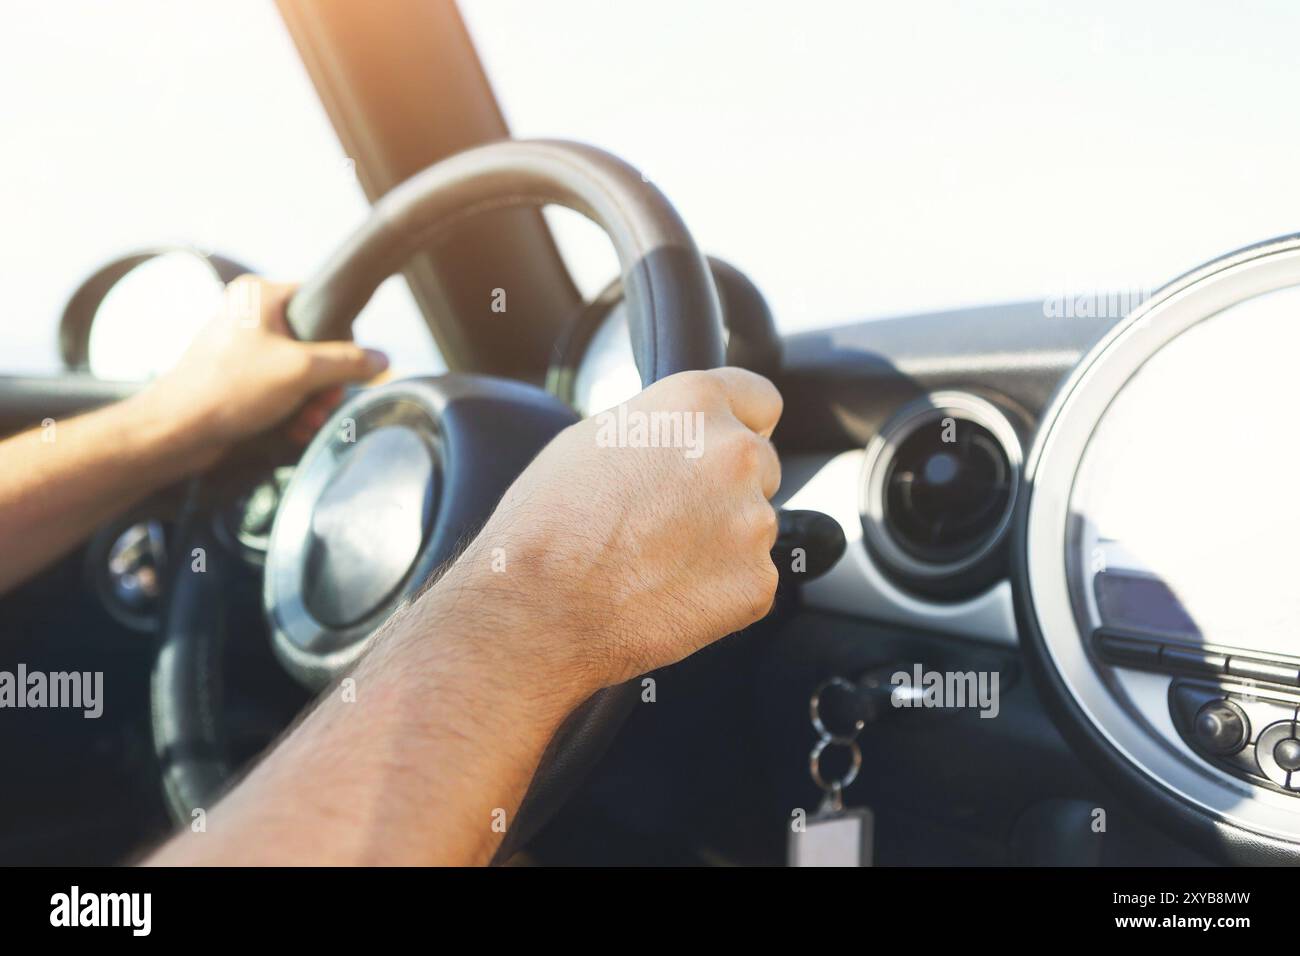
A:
[773,509,846,585]
[1226,656,1300,687]
[1192,699,1249,756]
[1275,738,1300,773]
[1094,630,1161,668]
[1254,721,1300,789]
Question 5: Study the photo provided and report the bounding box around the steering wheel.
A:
[150,140,726,860]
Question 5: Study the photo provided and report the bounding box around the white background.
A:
[461,0,1300,330]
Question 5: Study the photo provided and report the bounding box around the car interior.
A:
[2,0,1298,869]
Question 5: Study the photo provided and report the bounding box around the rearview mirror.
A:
[60,247,249,382]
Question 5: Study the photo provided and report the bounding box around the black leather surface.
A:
[151,522,232,823]
[709,257,781,377]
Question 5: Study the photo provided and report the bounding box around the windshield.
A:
[460,0,1300,333]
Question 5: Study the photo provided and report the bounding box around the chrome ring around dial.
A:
[264,381,445,688]
[1023,234,1300,847]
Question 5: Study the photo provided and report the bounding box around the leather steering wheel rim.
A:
[151,139,726,859]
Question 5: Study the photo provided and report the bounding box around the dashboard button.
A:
[1192,700,1249,756]
[1275,738,1300,773]
[1254,720,1300,789]
[1226,657,1300,687]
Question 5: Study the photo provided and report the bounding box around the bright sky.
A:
[3,1,1299,376]
[460,0,1300,330]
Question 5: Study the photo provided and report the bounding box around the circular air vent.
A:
[861,392,1021,597]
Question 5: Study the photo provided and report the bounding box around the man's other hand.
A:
[150,275,389,458]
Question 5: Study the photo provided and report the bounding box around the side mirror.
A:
[59,247,250,381]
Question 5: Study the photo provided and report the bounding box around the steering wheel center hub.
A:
[263,387,448,685]
[302,426,436,629]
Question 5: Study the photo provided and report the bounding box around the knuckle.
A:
[721,428,761,473]
[672,369,724,410]
[751,501,778,541]
[292,349,317,380]
[768,386,785,424]
[756,372,782,407]
[745,561,779,621]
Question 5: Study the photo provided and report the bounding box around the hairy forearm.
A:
[0,388,210,594]
[0,275,388,597]
[147,553,587,866]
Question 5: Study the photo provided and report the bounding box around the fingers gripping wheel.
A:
[151,140,726,859]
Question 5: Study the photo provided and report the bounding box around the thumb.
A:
[301,342,389,389]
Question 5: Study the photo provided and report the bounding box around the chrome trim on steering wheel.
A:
[265,381,446,688]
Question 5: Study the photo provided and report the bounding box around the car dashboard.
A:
[0,268,1261,867]
[523,289,1218,866]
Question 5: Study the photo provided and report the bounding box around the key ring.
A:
[807,677,865,808]
[809,736,862,794]
[810,676,866,744]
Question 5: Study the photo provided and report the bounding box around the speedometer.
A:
[549,257,779,417]
[1021,235,1300,859]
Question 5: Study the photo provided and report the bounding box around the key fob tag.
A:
[788,806,874,867]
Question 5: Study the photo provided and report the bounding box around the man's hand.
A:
[151,275,389,457]
[442,367,784,698]
[148,366,785,865]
